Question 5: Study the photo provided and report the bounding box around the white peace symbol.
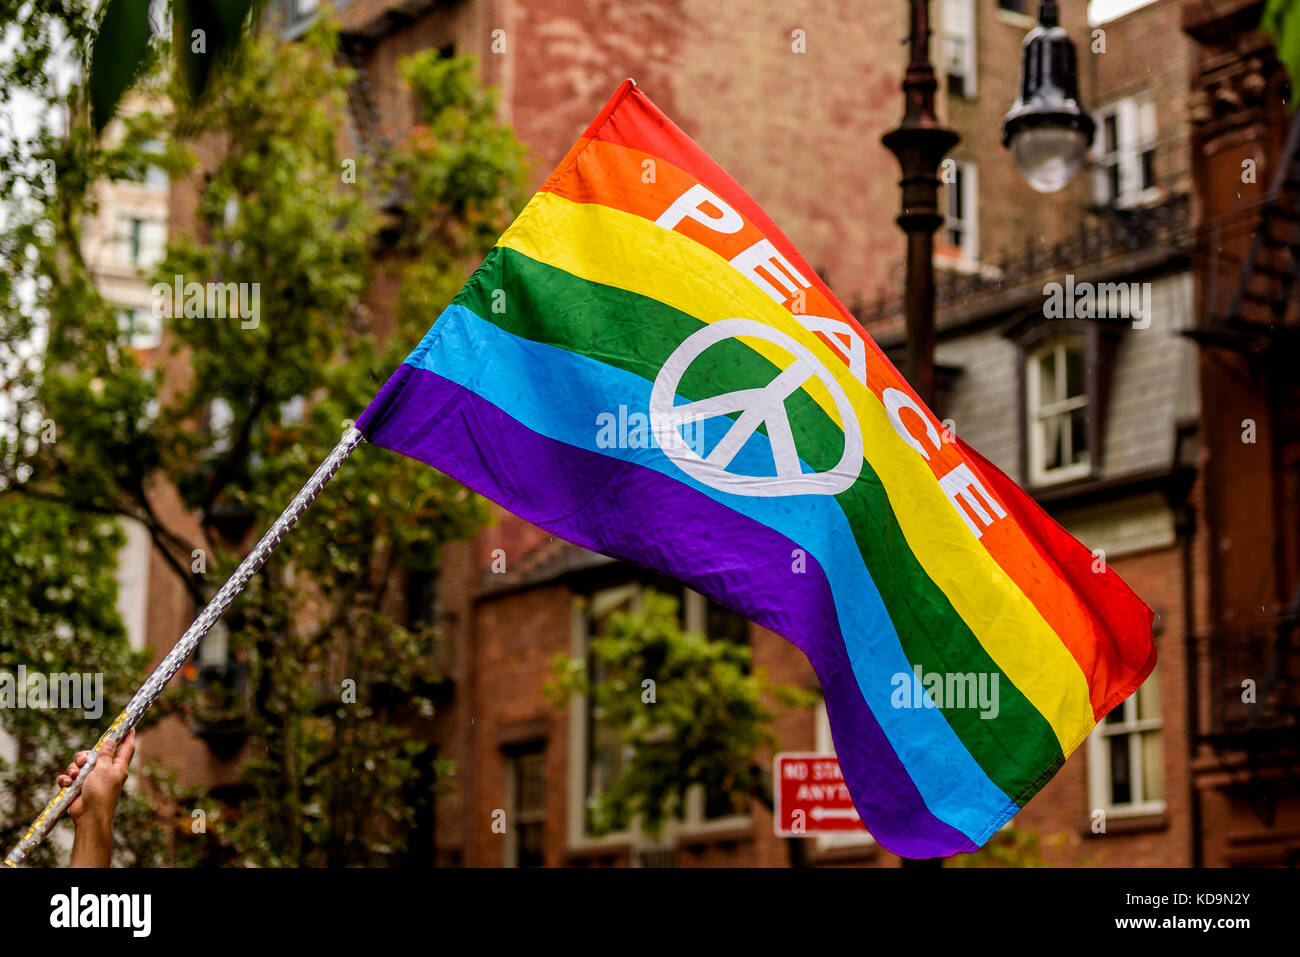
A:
[649,317,864,497]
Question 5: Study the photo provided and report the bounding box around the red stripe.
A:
[958,439,1158,717]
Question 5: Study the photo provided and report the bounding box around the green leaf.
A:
[1264,0,1300,110]
[88,0,154,133]
[173,0,258,106]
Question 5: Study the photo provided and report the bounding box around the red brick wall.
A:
[468,581,571,866]
[403,0,913,305]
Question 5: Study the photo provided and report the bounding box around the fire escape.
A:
[1191,588,1300,828]
[1194,108,1300,351]
[1188,108,1300,831]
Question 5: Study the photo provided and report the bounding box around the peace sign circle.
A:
[649,318,863,497]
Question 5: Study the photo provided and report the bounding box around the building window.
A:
[140,139,168,190]
[943,0,977,98]
[116,306,161,349]
[1092,95,1158,208]
[279,394,306,427]
[944,161,979,263]
[506,744,547,867]
[814,699,874,851]
[198,620,228,669]
[569,582,752,846]
[1088,667,1164,815]
[997,0,1031,14]
[204,397,235,455]
[117,215,166,268]
[1026,337,1090,485]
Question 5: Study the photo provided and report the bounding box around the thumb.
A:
[97,735,119,764]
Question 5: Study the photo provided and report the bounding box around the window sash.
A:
[507,750,547,867]
[1096,716,1162,737]
[1088,670,1164,814]
[1027,340,1090,484]
[117,307,161,349]
[942,0,977,96]
[1092,96,1158,207]
[943,162,979,262]
[1035,395,1087,419]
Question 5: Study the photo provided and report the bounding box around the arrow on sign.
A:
[810,806,861,821]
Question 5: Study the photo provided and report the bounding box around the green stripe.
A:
[455,245,1063,801]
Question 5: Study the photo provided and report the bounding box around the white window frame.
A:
[280,394,306,426]
[813,700,875,851]
[116,305,162,349]
[1091,94,1159,208]
[943,160,979,264]
[116,214,167,268]
[1087,668,1165,817]
[198,620,229,668]
[1026,337,1091,486]
[565,583,752,852]
[114,517,151,653]
[942,0,977,98]
[140,138,168,190]
[205,397,235,455]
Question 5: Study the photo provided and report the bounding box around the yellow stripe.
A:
[500,192,1094,748]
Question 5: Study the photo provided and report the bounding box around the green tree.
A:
[546,591,816,848]
[1,6,529,866]
[0,498,163,865]
[0,0,193,868]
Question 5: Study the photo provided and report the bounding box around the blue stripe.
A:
[403,304,1016,840]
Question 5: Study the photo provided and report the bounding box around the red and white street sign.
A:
[773,752,868,837]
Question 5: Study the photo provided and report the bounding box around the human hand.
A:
[59,730,136,826]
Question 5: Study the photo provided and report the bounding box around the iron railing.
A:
[855,194,1193,326]
[1191,612,1300,746]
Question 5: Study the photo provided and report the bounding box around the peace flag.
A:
[356,80,1156,858]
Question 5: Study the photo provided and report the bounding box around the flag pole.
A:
[4,426,366,867]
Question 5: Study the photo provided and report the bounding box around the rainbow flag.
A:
[357,80,1156,858]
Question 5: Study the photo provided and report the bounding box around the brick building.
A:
[1181,0,1300,867]
[131,0,1296,867]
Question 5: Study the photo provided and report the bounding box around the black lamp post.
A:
[882,0,959,410]
[1002,0,1095,192]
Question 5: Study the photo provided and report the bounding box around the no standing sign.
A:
[773,752,868,837]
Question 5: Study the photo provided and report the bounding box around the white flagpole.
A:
[4,426,366,867]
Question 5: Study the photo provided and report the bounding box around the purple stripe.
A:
[360,364,973,857]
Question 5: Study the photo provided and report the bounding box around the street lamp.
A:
[882,0,959,409]
[1002,0,1095,193]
